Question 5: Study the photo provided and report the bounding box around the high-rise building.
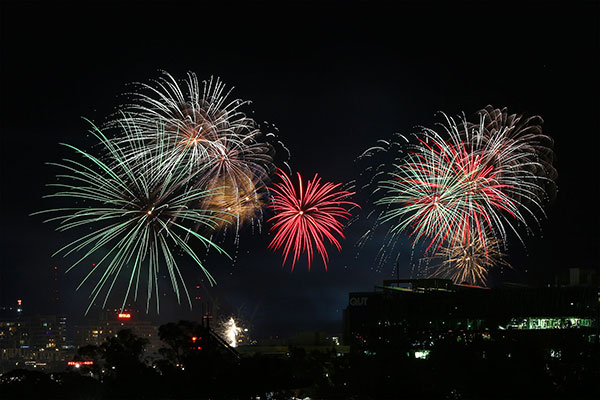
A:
[0,299,75,372]
[28,314,69,350]
[0,300,27,350]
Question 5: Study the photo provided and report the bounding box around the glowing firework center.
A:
[204,176,263,227]
[222,318,243,348]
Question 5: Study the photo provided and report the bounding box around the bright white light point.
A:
[298,210,304,215]
[147,210,152,215]
[223,317,242,348]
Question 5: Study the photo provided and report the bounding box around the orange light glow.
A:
[68,360,94,366]
[118,313,131,319]
[203,176,263,228]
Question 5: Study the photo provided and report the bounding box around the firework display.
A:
[377,112,546,252]
[202,174,264,229]
[268,170,359,270]
[476,106,557,204]
[429,237,510,286]
[35,121,229,313]
[114,72,276,234]
[37,65,557,311]
[36,71,297,313]
[221,317,243,348]
[364,106,556,284]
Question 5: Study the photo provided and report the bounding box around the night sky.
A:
[1,1,598,337]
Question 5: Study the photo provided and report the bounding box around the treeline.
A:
[1,320,599,399]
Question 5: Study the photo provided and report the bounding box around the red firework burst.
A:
[268,170,358,270]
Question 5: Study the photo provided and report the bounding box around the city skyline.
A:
[1,1,598,339]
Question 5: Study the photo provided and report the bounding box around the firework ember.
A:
[222,317,243,348]
[428,237,510,286]
[268,170,359,270]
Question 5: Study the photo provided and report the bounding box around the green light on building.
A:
[501,317,594,330]
[414,350,431,359]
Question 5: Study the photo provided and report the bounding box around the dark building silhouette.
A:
[344,272,599,357]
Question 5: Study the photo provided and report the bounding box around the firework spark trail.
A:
[197,134,272,234]
[110,71,277,235]
[475,105,557,205]
[222,317,243,348]
[33,120,230,314]
[114,72,251,168]
[354,134,413,270]
[268,170,359,270]
[428,237,511,286]
[375,110,552,255]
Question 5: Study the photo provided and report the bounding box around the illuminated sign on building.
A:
[118,313,131,319]
[67,361,94,367]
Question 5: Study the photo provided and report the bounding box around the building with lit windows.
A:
[343,270,599,357]
[28,314,69,350]
[0,300,75,372]
[74,308,162,357]
[0,300,26,350]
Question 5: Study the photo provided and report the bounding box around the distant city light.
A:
[67,360,94,367]
[117,313,131,319]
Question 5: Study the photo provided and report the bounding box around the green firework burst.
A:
[33,120,230,314]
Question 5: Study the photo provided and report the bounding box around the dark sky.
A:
[1,1,599,337]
